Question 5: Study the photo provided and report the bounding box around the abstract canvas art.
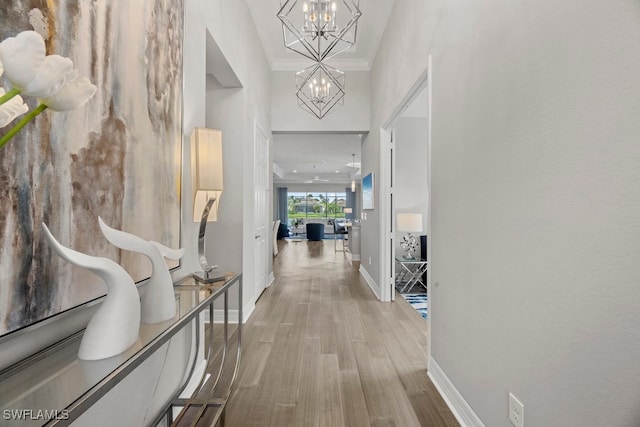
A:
[0,1,183,336]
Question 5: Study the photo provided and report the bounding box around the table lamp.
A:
[397,213,422,259]
[343,207,352,220]
[191,127,225,283]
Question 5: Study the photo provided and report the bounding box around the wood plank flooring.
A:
[223,239,458,427]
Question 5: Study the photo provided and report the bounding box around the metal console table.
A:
[166,274,242,427]
[0,273,242,427]
[395,256,428,293]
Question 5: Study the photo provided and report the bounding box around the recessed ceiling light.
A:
[336,170,340,173]
[293,170,297,173]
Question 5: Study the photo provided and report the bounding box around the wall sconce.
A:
[191,127,225,283]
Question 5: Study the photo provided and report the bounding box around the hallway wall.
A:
[428,1,640,426]
[365,0,442,297]
[182,0,272,317]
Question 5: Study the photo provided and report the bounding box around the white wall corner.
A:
[266,272,275,288]
[427,357,485,427]
[242,298,256,323]
[359,265,381,300]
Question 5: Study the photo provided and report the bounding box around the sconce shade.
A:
[397,213,422,232]
[191,128,224,222]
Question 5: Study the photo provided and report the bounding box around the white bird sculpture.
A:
[42,223,141,361]
[98,217,185,324]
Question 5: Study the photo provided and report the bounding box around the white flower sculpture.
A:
[0,30,97,149]
[400,234,419,259]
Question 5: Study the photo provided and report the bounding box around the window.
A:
[287,191,347,225]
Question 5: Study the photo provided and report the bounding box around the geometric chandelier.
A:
[295,62,345,119]
[277,0,362,62]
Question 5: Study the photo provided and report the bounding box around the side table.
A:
[395,256,428,293]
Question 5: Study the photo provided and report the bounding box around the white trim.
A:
[204,298,256,324]
[266,272,275,288]
[426,54,433,356]
[254,121,270,304]
[428,357,485,427]
[379,127,393,302]
[381,67,430,129]
[379,65,430,304]
[359,265,381,300]
[272,163,284,179]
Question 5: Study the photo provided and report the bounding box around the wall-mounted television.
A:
[362,172,374,210]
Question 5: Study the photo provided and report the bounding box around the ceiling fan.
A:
[303,165,330,183]
[304,176,330,183]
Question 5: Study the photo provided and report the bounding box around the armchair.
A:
[306,223,324,241]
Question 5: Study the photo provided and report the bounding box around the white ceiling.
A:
[245,1,397,184]
[246,0,395,71]
[273,133,363,184]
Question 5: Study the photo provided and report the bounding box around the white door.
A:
[254,123,269,301]
[388,131,396,302]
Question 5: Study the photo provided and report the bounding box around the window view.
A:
[288,191,347,225]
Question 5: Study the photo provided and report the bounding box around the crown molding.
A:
[272,162,284,179]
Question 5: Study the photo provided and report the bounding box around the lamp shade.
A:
[191,128,223,222]
[343,207,352,214]
[397,213,422,233]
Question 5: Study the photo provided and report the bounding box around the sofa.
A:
[301,218,334,235]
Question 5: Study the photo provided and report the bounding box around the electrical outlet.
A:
[508,393,524,427]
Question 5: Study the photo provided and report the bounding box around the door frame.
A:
[380,63,430,301]
[254,120,270,302]
[379,57,432,364]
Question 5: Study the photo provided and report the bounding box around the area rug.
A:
[401,293,428,320]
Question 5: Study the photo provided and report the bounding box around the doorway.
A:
[380,57,432,360]
[254,122,270,302]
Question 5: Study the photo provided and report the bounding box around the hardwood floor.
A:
[223,239,458,427]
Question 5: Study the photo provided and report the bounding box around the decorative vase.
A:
[98,217,185,324]
[42,223,141,361]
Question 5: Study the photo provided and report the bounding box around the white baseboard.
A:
[428,356,485,427]
[359,265,381,300]
[266,272,275,288]
[345,248,360,261]
[204,298,256,324]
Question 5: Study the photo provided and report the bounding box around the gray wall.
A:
[430,1,640,425]
[271,70,370,132]
[394,117,429,257]
[364,0,439,295]
[369,0,640,426]
[184,0,272,316]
